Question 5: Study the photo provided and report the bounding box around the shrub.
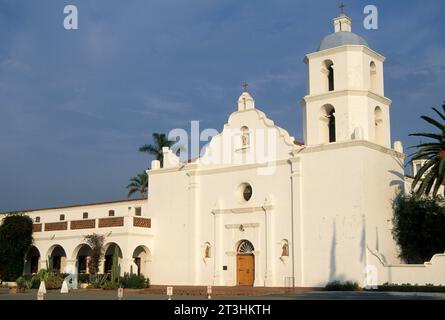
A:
[392,192,445,263]
[90,274,108,289]
[45,274,64,290]
[0,214,33,281]
[29,269,64,290]
[101,280,119,290]
[30,276,41,289]
[29,270,47,289]
[377,283,445,293]
[78,274,90,284]
[121,273,148,289]
[60,273,69,280]
[16,276,30,289]
[324,281,361,291]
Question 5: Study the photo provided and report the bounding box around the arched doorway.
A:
[47,245,67,273]
[24,246,40,275]
[132,245,151,276]
[72,244,93,274]
[103,243,123,275]
[236,240,255,286]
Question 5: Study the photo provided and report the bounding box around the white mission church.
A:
[3,13,445,288]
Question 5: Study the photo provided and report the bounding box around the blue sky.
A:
[1,0,444,212]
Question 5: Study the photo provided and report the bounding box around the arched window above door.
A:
[237,240,255,254]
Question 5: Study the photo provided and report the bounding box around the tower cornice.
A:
[300,89,392,106]
[304,45,385,63]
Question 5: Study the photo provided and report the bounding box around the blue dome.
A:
[318,31,369,51]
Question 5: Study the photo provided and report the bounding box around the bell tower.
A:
[301,11,392,148]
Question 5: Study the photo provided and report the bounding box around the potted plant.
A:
[16,276,30,293]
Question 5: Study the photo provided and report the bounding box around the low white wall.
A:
[368,248,445,286]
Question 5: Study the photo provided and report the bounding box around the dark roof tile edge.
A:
[0,197,148,215]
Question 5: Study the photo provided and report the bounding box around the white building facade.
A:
[11,199,152,280]
[2,13,445,288]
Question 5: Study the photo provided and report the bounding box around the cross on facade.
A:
[339,2,345,15]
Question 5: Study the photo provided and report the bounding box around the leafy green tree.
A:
[392,192,445,263]
[409,102,445,197]
[0,214,33,281]
[126,172,148,198]
[139,133,183,167]
[84,233,104,275]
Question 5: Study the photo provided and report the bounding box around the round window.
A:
[238,183,253,202]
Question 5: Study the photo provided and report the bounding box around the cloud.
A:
[0,0,444,211]
[0,58,31,73]
[126,94,191,117]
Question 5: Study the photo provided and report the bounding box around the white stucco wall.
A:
[3,13,445,289]
[368,248,445,286]
[1,199,153,278]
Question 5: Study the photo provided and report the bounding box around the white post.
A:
[207,285,212,299]
[167,286,173,300]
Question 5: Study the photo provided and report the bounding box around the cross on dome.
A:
[339,2,345,15]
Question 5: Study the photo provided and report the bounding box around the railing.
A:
[45,222,68,231]
[133,217,151,228]
[98,217,124,228]
[71,219,95,230]
[32,217,151,232]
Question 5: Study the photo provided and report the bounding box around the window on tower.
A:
[323,60,335,92]
[328,64,334,91]
[370,61,377,92]
[374,106,383,145]
[328,110,336,142]
[320,104,336,143]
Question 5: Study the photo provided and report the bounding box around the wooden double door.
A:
[237,254,255,286]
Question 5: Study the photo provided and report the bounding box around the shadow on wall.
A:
[376,227,379,252]
[388,156,405,189]
[328,220,337,282]
[389,170,405,189]
[328,220,348,284]
[360,215,366,263]
[375,226,388,264]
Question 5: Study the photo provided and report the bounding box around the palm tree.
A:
[409,102,445,198]
[139,133,183,167]
[126,172,148,198]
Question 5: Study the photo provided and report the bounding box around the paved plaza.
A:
[1,288,444,300]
